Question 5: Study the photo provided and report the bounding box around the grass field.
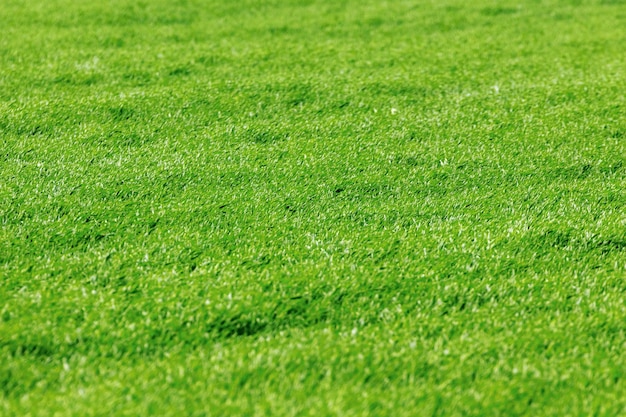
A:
[1,0,626,415]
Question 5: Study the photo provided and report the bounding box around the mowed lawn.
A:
[1,0,626,415]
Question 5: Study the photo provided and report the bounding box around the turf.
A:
[1,0,626,415]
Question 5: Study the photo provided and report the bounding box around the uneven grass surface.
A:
[1,0,626,415]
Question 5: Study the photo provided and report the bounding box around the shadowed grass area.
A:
[1,0,626,415]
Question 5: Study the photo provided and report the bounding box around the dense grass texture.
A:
[2,0,626,415]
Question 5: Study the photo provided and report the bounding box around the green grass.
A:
[1,0,626,415]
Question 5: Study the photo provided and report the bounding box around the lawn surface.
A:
[1,0,626,415]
